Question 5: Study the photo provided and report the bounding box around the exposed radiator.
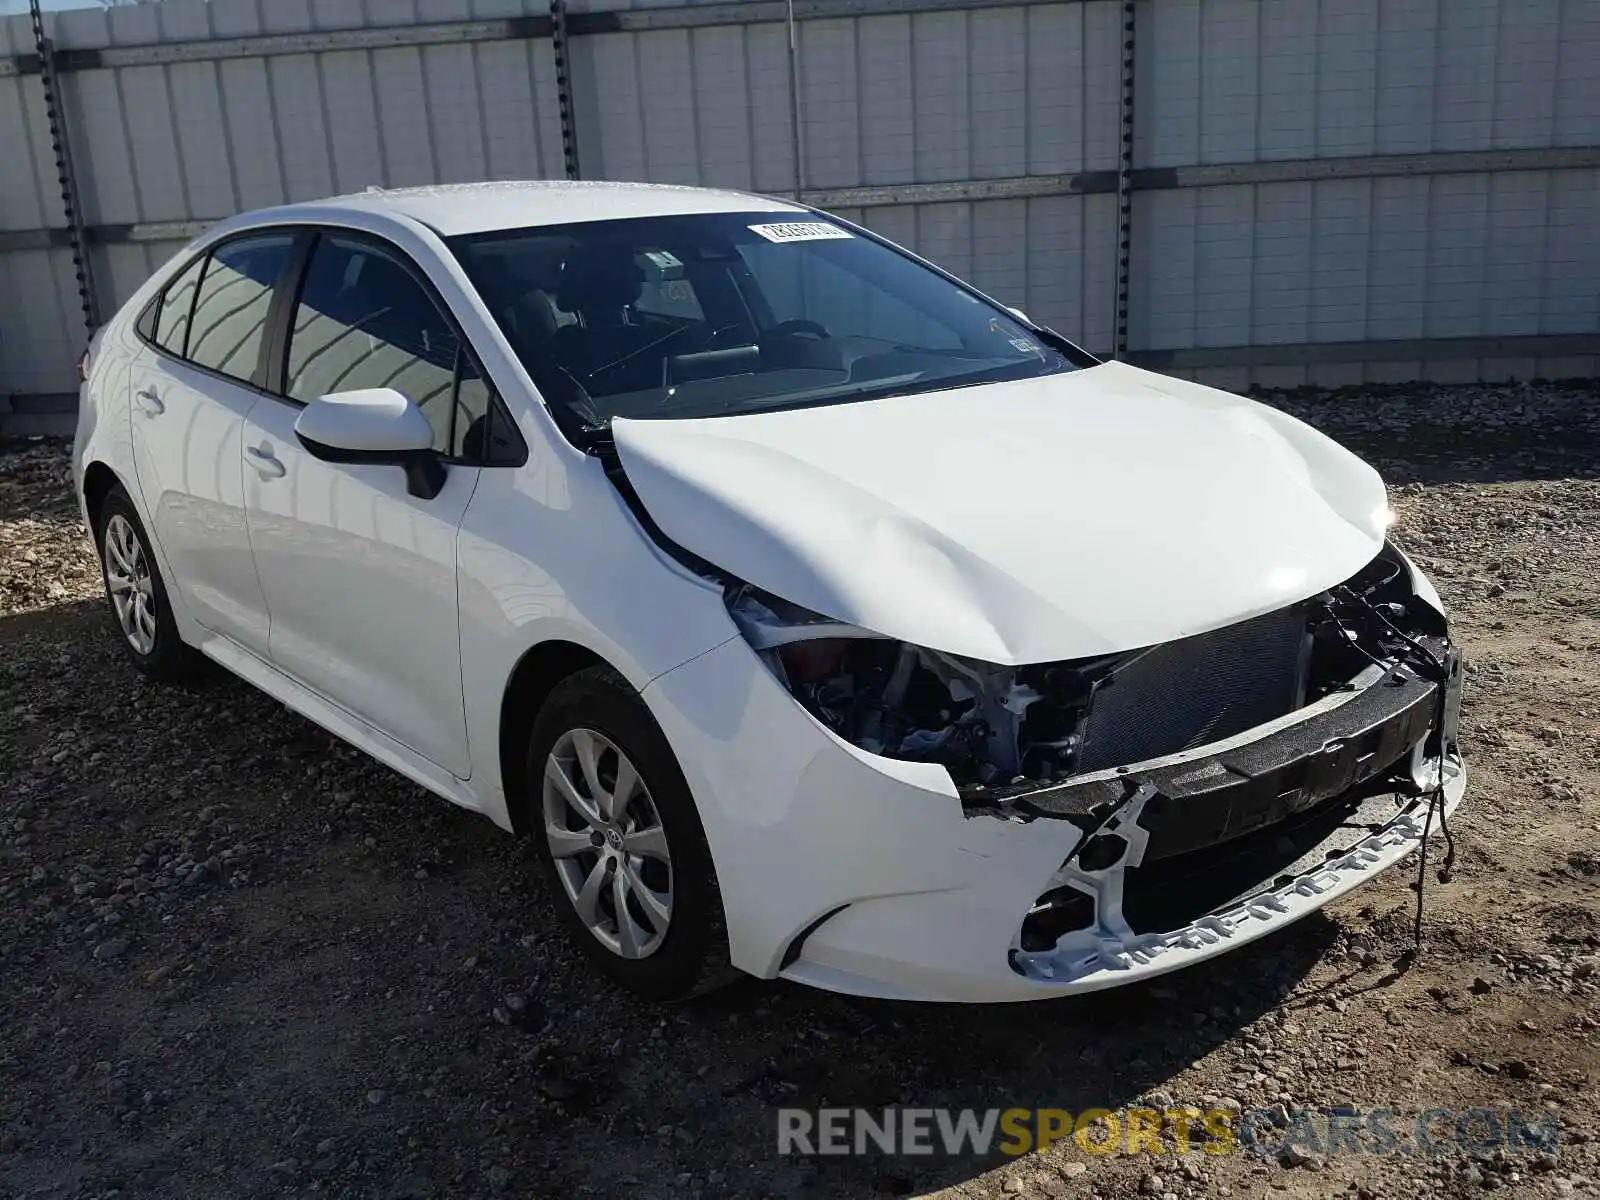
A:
[1076,604,1309,773]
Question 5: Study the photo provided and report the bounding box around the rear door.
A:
[241,229,496,777]
[128,232,297,656]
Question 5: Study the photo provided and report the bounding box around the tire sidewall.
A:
[525,668,725,1000]
[94,487,187,678]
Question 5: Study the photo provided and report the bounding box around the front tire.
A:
[526,666,731,1000]
[94,484,205,683]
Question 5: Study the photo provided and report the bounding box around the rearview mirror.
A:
[294,387,446,500]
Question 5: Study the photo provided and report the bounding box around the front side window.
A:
[186,233,296,383]
[153,256,205,356]
[451,211,1083,440]
[285,233,486,458]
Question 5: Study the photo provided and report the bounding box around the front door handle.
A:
[134,387,164,416]
[246,445,286,479]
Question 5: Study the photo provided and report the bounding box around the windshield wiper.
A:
[678,372,929,419]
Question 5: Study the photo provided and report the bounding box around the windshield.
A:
[449,212,1084,437]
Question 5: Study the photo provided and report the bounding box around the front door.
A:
[241,231,483,777]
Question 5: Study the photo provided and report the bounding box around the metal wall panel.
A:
[1141,0,1600,164]
[1120,0,1599,384]
[0,247,81,396]
[1133,167,1600,364]
[0,18,77,402]
[0,23,63,231]
[1,0,1598,409]
[0,0,569,399]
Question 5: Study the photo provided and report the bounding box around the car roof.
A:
[295,180,808,237]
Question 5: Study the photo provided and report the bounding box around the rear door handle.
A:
[134,387,164,416]
[246,445,286,479]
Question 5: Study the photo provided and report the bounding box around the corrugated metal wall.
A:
[0,0,570,408]
[1132,0,1600,388]
[566,1,1124,353]
[2,0,1598,423]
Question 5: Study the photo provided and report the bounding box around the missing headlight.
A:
[727,543,1449,793]
[727,583,1111,785]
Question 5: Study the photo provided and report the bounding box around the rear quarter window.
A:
[152,257,204,355]
[185,234,297,385]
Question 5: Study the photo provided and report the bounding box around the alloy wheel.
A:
[541,727,674,959]
[103,513,157,655]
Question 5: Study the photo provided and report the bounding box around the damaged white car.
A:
[75,181,1464,1003]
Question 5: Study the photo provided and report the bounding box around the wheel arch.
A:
[498,639,620,835]
[78,455,200,643]
[81,459,124,532]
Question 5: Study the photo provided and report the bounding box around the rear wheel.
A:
[94,485,205,683]
[526,666,731,999]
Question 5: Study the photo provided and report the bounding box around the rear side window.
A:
[186,233,296,384]
[285,233,483,459]
[153,256,204,355]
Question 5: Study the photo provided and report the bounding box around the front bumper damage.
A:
[1008,770,1464,992]
[893,664,1463,998]
[644,616,1465,1003]
[986,646,1465,987]
[799,641,1464,1000]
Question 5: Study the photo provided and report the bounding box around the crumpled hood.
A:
[612,361,1390,664]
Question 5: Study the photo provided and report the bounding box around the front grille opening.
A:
[1019,885,1095,952]
[1119,790,1402,935]
[1015,787,1416,955]
[1076,605,1310,773]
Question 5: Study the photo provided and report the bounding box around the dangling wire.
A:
[1332,585,1457,957]
[1411,789,1437,948]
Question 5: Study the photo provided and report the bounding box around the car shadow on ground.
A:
[686,927,1341,1195]
[2,593,1355,1198]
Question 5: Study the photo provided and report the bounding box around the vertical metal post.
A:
[30,0,98,333]
[786,0,808,197]
[1111,0,1137,360]
[550,0,581,180]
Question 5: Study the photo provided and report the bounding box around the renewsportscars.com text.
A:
[777,1105,1561,1159]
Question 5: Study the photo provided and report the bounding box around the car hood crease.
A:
[612,361,1391,664]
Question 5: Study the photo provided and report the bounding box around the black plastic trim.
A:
[295,433,448,501]
[596,445,725,582]
[260,228,317,396]
[964,658,1444,864]
[779,904,850,971]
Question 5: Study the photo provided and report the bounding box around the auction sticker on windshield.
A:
[748,222,854,243]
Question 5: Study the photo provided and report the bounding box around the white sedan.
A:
[73,181,1465,1002]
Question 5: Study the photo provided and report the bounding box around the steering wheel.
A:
[767,318,831,340]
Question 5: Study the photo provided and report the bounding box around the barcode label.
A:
[748,222,854,244]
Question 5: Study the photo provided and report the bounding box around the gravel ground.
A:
[2,379,1599,1200]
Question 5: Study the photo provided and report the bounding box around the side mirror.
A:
[294,387,447,500]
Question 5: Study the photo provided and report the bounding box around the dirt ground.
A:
[2,381,1599,1200]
